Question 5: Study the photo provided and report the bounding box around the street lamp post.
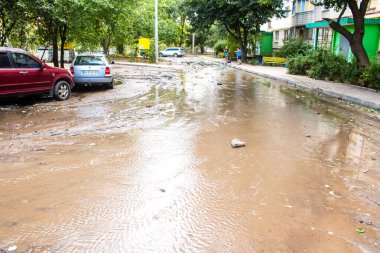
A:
[155,0,159,63]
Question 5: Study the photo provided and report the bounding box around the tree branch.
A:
[224,23,239,42]
[347,0,361,21]
[337,2,347,24]
[359,0,370,15]
[323,18,353,42]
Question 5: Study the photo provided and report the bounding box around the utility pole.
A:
[192,33,195,54]
[155,0,159,63]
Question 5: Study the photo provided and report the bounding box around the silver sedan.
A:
[70,54,114,89]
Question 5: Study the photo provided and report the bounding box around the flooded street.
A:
[1,58,380,252]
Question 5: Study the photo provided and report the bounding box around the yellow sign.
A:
[138,38,150,50]
[64,42,73,49]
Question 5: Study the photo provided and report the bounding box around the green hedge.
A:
[275,38,312,58]
[286,49,380,90]
[362,63,380,90]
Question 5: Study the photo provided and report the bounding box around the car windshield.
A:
[74,56,105,66]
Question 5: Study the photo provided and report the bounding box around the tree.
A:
[315,0,371,67]
[183,0,284,61]
[0,0,28,46]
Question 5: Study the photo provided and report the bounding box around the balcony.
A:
[292,10,314,27]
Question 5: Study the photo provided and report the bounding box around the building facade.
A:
[262,0,380,62]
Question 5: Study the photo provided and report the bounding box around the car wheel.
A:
[53,80,71,101]
[106,80,114,89]
[159,53,163,57]
[173,53,178,57]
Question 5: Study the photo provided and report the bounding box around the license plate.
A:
[83,70,98,75]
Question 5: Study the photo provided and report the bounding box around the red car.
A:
[0,47,74,101]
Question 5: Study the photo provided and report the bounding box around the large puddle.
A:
[0,60,379,252]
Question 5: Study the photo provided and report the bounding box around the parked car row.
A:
[0,47,184,102]
[0,48,115,101]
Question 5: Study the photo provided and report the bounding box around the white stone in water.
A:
[231,139,246,148]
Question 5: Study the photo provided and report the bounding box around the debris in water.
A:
[306,134,311,138]
[329,191,342,199]
[217,82,223,85]
[371,157,376,161]
[362,169,369,173]
[231,139,246,148]
[285,205,292,208]
[0,247,9,253]
[31,148,46,152]
[356,228,365,233]
[328,231,334,235]
[7,245,17,251]
[159,189,166,193]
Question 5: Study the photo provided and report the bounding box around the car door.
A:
[0,51,17,96]
[10,52,52,93]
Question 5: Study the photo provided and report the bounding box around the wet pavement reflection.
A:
[0,60,379,252]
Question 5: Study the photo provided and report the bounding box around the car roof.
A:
[76,53,105,57]
[0,47,29,54]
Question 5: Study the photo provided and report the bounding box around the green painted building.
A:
[255,32,273,56]
[306,18,380,63]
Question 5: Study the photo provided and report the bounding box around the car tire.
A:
[106,80,114,89]
[173,53,178,57]
[53,80,71,101]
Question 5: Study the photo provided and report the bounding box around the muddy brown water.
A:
[1,59,380,252]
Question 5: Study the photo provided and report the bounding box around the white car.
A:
[159,47,185,57]
[70,54,114,89]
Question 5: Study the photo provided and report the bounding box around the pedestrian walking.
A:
[224,48,229,63]
[236,48,242,65]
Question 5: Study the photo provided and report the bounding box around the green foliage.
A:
[183,0,285,60]
[287,54,313,75]
[275,38,312,58]
[287,48,380,90]
[361,63,380,89]
[214,40,228,53]
[306,49,347,82]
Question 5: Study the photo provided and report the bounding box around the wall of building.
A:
[333,24,380,63]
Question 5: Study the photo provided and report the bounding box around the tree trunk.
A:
[225,23,250,62]
[179,17,185,47]
[52,27,59,67]
[60,25,67,68]
[323,0,370,67]
[351,35,371,66]
[242,28,248,62]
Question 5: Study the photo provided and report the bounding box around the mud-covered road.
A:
[1,58,380,253]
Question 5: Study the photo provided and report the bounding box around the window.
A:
[292,0,296,14]
[284,30,289,41]
[368,0,377,10]
[0,52,11,68]
[284,7,290,18]
[300,0,306,12]
[11,53,40,68]
[74,56,105,66]
[275,31,280,43]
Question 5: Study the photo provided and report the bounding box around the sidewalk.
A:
[199,56,380,111]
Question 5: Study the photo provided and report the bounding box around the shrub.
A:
[276,38,312,58]
[361,63,380,90]
[307,49,348,82]
[342,60,363,84]
[287,49,365,85]
[214,40,228,54]
[287,54,313,75]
